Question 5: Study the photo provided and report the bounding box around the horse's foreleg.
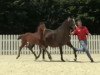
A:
[73,49,77,61]
[30,49,37,60]
[44,49,52,61]
[42,49,46,60]
[16,45,23,59]
[35,46,42,60]
[67,42,77,61]
[59,46,65,62]
[42,46,52,61]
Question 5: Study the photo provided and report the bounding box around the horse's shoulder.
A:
[45,29,54,33]
[24,32,32,35]
[45,29,52,32]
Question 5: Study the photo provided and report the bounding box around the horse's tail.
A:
[18,35,23,40]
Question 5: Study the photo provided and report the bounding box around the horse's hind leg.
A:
[29,49,37,60]
[28,45,37,60]
[35,46,42,60]
[16,45,23,59]
[45,49,52,61]
[42,49,46,60]
[42,47,52,61]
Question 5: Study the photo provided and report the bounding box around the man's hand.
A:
[88,33,91,36]
[70,30,74,35]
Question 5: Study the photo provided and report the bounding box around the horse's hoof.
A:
[61,59,65,62]
[74,59,77,61]
[34,58,37,61]
[49,57,52,61]
[43,59,46,61]
[35,56,40,60]
[91,60,94,62]
[50,58,52,61]
[16,57,18,59]
[35,57,38,60]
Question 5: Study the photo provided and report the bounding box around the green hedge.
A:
[0,0,100,34]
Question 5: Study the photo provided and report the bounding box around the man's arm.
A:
[70,29,77,35]
[85,27,91,35]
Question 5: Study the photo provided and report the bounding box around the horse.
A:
[36,17,77,62]
[16,22,46,59]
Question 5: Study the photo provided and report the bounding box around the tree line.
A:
[0,0,100,34]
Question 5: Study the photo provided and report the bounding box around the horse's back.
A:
[20,32,41,43]
[43,28,71,47]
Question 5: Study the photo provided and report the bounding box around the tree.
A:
[0,0,99,34]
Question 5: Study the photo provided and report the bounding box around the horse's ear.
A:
[68,17,72,21]
[73,18,75,23]
[39,22,43,25]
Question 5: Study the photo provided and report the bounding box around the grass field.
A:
[0,54,100,75]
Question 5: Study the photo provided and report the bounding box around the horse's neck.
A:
[37,29,44,40]
[56,23,70,35]
[37,30,40,33]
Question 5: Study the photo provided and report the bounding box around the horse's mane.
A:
[36,22,46,32]
[57,19,69,30]
[62,19,68,26]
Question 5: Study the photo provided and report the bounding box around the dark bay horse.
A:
[36,17,77,62]
[16,22,46,59]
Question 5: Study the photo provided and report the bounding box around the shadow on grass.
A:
[35,59,100,63]
[35,60,63,62]
[67,60,100,63]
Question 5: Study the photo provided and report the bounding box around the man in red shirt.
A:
[71,20,94,62]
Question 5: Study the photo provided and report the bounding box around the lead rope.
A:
[73,18,77,27]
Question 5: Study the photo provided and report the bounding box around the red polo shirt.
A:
[73,26,89,40]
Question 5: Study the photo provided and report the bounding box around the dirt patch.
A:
[0,54,100,75]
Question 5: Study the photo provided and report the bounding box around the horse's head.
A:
[67,17,76,30]
[37,22,46,34]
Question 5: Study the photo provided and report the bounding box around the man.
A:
[71,20,94,62]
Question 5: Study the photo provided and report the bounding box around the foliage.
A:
[0,0,100,34]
